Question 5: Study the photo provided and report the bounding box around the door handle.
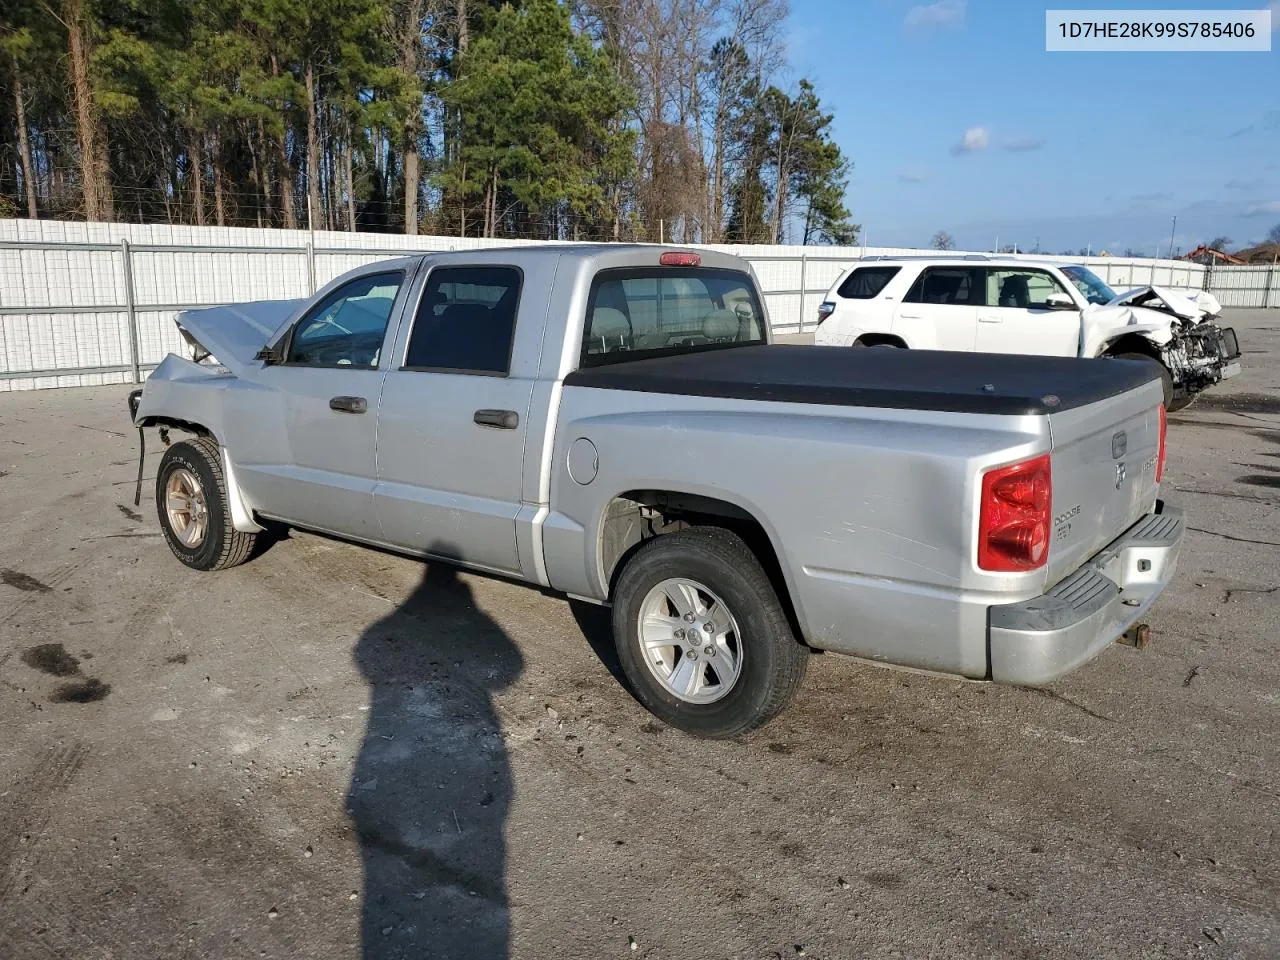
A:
[329,395,368,414]
[474,409,519,429]
[898,312,921,319]
[977,314,1003,324]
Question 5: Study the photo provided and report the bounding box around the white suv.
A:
[812,255,1240,409]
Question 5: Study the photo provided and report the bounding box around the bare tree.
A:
[49,0,112,220]
[6,45,39,218]
[931,230,954,250]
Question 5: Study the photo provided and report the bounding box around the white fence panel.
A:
[1208,264,1280,308]
[0,218,1264,392]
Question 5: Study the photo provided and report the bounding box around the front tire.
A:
[156,436,258,571]
[611,528,808,739]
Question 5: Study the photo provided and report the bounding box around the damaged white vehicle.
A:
[814,256,1240,410]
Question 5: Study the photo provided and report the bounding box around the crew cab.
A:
[813,254,1240,410]
[130,245,1184,737]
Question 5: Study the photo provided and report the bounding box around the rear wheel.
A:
[611,528,808,739]
[156,436,258,571]
[1112,352,1174,409]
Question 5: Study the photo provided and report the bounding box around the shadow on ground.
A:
[348,557,523,960]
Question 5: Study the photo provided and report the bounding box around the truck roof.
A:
[365,244,754,272]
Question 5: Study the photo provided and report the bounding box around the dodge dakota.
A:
[130,245,1184,737]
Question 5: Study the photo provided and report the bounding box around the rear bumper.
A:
[987,502,1184,685]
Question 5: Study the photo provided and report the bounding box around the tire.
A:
[611,527,808,739]
[853,339,902,349]
[155,436,258,571]
[1112,352,1173,409]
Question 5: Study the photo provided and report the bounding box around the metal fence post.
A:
[306,240,316,295]
[120,238,141,383]
[798,253,808,335]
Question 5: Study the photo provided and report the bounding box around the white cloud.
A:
[950,126,989,156]
[898,168,929,183]
[905,0,966,31]
[1244,200,1280,216]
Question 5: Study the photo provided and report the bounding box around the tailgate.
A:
[1044,376,1164,587]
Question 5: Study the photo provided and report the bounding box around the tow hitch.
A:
[1116,623,1151,650]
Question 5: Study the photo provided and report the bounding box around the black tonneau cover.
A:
[564,345,1160,415]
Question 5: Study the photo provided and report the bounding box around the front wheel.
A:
[156,436,259,571]
[611,528,808,739]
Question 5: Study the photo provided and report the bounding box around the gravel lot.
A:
[2,310,1278,960]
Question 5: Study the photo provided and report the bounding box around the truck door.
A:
[975,267,1081,355]
[373,263,542,575]
[894,266,981,350]
[232,269,407,540]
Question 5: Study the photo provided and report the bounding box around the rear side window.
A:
[904,267,982,305]
[837,266,900,299]
[581,268,765,366]
[404,266,522,374]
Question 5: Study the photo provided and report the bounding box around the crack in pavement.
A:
[1025,687,1114,723]
[1174,487,1278,506]
[1188,525,1280,548]
[1221,584,1280,605]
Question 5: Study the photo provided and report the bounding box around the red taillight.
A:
[1156,403,1167,484]
[978,454,1052,572]
[659,251,701,267]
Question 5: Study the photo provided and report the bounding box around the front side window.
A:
[287,271,402,367]
[903,267,981,305]
[581,268,765,366]
[984,268,1071,310]
[837,266,900,299]
[403,266,522,374]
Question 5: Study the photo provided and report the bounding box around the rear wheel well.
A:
[853,333,907,349]
[600,491,803,642]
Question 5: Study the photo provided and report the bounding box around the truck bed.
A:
[565,345,1160,415]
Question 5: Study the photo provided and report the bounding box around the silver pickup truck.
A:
[130,245,1184,737]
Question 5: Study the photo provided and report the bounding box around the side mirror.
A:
[254,344,282,365]
[1045,292,1076,310]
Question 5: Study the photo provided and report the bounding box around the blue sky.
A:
[787,0,1280,252]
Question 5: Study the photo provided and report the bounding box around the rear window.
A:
[581,268,765,367]
[837,266,900,299]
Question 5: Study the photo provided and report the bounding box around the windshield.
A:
[580,267,766,367]
[1061,265,1116,306]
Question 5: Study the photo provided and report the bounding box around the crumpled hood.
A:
[1105,285,1220,322]
[175,300,304,375]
